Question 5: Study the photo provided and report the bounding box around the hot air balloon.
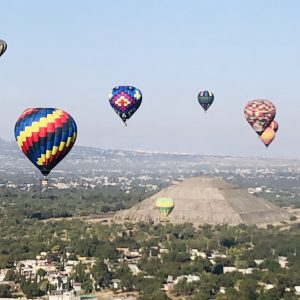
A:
[156,197,175,217]
[244,99,276,136]
[0,40,7,57]
[14,108,77,177]
[198,91,214,112]
[109,86,142,125]
[269,120,278,132]
[260,127,276,147]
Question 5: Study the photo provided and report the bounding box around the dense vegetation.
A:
[1,184,300,299]
[0,185,155,220]
[1,212,300,299]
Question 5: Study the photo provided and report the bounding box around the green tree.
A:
[284,292,298,300]
[114,264,134,292]
[238,278,258,300]
[4,270,17,281]
[22,281,44,298]
[82,278,93,293]
[72,262,88,283]
[225,287,240,300]
[212,263,224,275]
[0,285,11,298]
[91,260,112,290]
[173,278,196,296]
[138,290,169,300]
[258,288,280,300]
[37,268,46,282]
[262,258,280,273]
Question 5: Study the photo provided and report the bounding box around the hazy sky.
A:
[1,1,299,157]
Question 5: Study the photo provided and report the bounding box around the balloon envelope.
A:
[0,40,7,57]
[109,86,142,124]
[15,108,77,176]
[244,99,276,136]
[269,120,278,132]
[260,127,276,147]
[156,197,175,217]
[198,91,214,112]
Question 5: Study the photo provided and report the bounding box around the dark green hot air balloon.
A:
[198,90,214,112]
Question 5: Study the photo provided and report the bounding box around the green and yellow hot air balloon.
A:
[156,197,175,217]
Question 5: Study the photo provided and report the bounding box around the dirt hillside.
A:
[114,177,290,226]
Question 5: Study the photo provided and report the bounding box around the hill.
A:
[114,177,291,226]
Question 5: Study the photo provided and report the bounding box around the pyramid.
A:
[114,177,290,226]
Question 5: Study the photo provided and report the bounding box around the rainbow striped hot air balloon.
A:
[156,197,175,217]
[14,108,77,177]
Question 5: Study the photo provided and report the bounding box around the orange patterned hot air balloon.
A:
[260,127,276,148]
[269,120,278,132]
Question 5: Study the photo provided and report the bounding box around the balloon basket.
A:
[159,217,170,224]
[39,177,53,199]
[40,177,48,188]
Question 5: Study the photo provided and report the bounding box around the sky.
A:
[0,1,299,157]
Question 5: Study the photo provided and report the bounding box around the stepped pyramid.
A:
[114,177,290,225]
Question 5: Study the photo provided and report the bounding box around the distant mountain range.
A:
[1,136,298,163]
[1,137,300,186]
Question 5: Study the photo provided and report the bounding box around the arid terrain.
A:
[114,177,291,226]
